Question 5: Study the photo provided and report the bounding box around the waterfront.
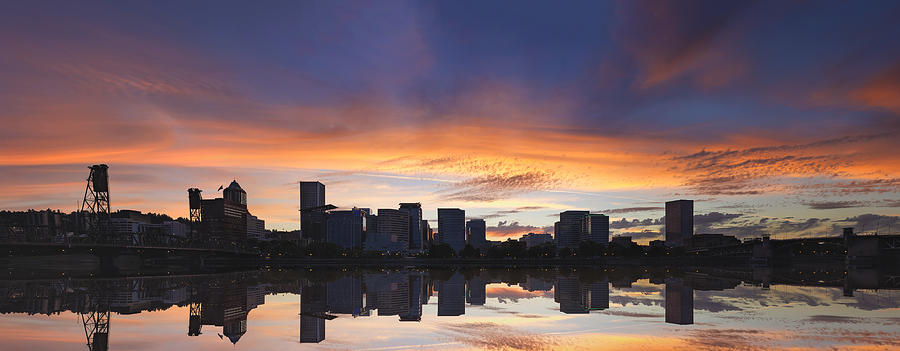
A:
[1,267,898,350]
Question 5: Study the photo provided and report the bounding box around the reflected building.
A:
[665,278,693,325]
[365,272,410,316]
[555,275,588,314]
[466,277,486,306]
[437,273,466,316]
[300,282,327,343]
[585,280,609,311]
[327,276,363,315]
[400,272,424,321]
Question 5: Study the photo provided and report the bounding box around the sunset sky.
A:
[2,1,899,242]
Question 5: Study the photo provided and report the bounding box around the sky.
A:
[1,0,899,242]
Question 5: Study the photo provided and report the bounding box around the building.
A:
[466,219,487,250]
[610,235,634,247]
[299,181,326,242]
[246,214,266,241]
[422,220,433,246]
[585,214,609,246]
[665,278,693,325]
[520,233,553,248]
[437,273,466,316]
[557,210,589,249]
[327,276,363,315]
[377,209,410,250]
[686,233,739,249]
[325,208,366,249]
[200,180,249,247]
[399,203,424,253]
[437,208,466,252]
[665,200,693,247]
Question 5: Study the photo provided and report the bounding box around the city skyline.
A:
[2,1,900,244]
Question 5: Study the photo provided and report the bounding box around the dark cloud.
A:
[805,200,868,210]
[480,206,547,219]
[442,171,560,202]
[597,206,663,214]
[614,230,661,241]
[836,214,900,234]
[610,217,663,229]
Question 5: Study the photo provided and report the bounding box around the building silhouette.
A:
[555,275,588,314]
[437,273,466,316]
[437,208,466,252]
[299,181,326,242]
[300,282,327,343]
[557,211,589,249]
[327,276,363,315]
[466,219,487,250]
[665,200,693,247]
[399,272,424,321]
[665,278,693,325]
[466,277,486,306]
[585,214,609,246]
[399,203,424,253]
[365,209,409,253]
[326,209,366,249]
[520,233,553,248]
[200,180,248,247]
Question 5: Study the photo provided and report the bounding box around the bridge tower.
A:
[81,164,111,243]
[188,188,203,241]
[188,301,203,336]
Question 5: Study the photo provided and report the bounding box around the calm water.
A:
[1,267,898,350]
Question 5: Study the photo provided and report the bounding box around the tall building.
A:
[399,203,424,253]
[466,277,486,306]
[437,208,466,252]
[299,181,326,243]
[466,219,487,250]
[200,180,249,247]
[585,214,609,245]
[400,272,424,322]
[557,210,589,249]
[665,200,693,247]
[325,208,366,249]
[300,282,327,343]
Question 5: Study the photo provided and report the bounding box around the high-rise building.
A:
[376,209,410,252]
[299,181,326,242]
[437,208,466,252]
[665,200,693,247]
[466,219,487,250]
[399,203,424,253]
[400,272,424,321]
[585,214,609,246]
[200,180,249,247]
[325,208,366,249]
[300,282,327,343]
[557,210,589,249]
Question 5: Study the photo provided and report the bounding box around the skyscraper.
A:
[437,208,466,252]
[557,210,589,249]
[466,219,487,250]
[665,200,693,247]
[376,209,410,253]
[437,273,466,316]
[399,203,424,253]
[299,181,326,242]
[585,214,609,246]
[200,180,249,247]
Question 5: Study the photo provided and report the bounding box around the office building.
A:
[327,276,363,315]
[466,219,487,250]
[466,277,486,306]
[585,214,609,245]
[326,208,366,249]
[665,200,693,247]
[399,203,424,253]
[375,209,410,253]
[200,180,248,247]
[557,210,589,249]
[299,181,326,242]
[437,208,466,252]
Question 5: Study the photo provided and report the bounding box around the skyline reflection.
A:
[0,266,898,350]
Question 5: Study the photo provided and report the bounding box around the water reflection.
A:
[0,266,898,350]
